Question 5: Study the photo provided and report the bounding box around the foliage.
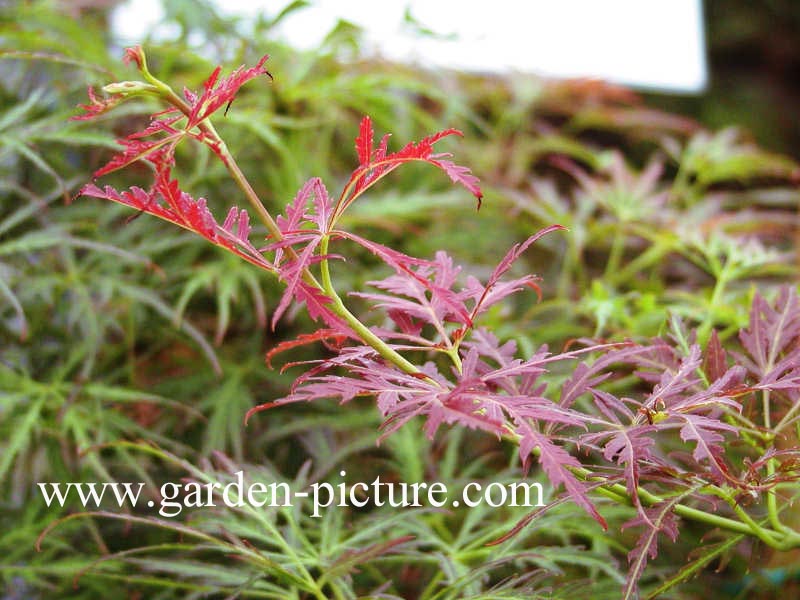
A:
[2,2,800,599]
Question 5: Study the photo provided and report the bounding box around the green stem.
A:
[696,264,729,344]
[774,399,800,435]
[671,160,694,208]
[205,126,284,240]
[141,62,800,553]
[318,236,431,378]
[446,346,463,374]
[557,238,581,298]
[153,83,443,395]
[151,78,430,384]
[153,85,285,242]
[604,223,626,281]
[759,387,786,534]
[610,236,672,287]
[572,463,789,545]
[764,454,791,535]
[516,432,797,548]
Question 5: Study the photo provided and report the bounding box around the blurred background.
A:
[113,0,709,92]
[107,0,800,155]
[1,1,799,598]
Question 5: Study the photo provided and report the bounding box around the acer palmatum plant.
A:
[74,48,800,597]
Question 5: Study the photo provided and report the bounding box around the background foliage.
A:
[1,1,799,598]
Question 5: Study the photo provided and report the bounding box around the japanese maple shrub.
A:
[74,47,800,597]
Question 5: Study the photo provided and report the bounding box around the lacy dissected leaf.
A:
[276,350,513,440]
[703,329,728,383]
[558,343,648,411]
[76,52,271,176]
[251,350,480,437]
[638,344,743,479]
[351,228,566,349]
[675,413,736,472]
[266,177,345,330]
[272,178,320,262]
[335,115,483,221]
[461,346,589,430]
[578,341,746,509]
[183,54,271,129]
[463,225,565,320]
[294,281,350,333]
[355,114,377,167]
[578,364,660,513]
[461,329,544,397]
[463,329,519,368]
[92,117,184,179]
[738,287,800,386]
[744,447,800,488]
[517,422,606,527]
[456,334,624,528]
[739,289,800,409]
[667,362,745,416]
[337,231,430,275]
[647,345,704,407]
[72,86,124,121]
[649,375,743,484]
[621,497,682,600]
[582,410,657,512]
[352,250,472,343]
[265,329,349,368]
[261,324,607,524]
[79,169,272,272]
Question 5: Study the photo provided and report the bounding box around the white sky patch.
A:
[111,0,707,94]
